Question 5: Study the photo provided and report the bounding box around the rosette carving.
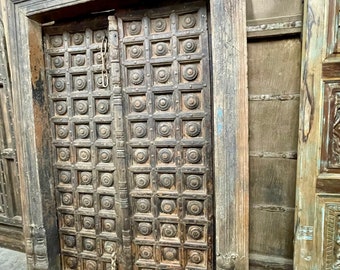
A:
[58,191,71,209]
[57,126,69,139]
[53,56,64,68]
[155,67,170,83]
[101,173,113,187]
[81,194,93,208]
[64,214,74,227]
[133,149,149,164]
[186,148,202,164]
[135,174,150,188]
[78,148,91,162]
[161,224,177,237]
[163,247,177,261]
[189,250,203,264]
[98,124,111,139]
[59,148,70,162]
[54,78,66,92]
[156,96,171,111]
[85,260,97,270]
[83,216,95,229]
[65,257,77,269]
[186,175,202,190]
[99,149,112,163]
[155,42,168,56]
[182,14,196,29]
[129,69,144,85]
[184,94,200,110]
[103,219,115,232]
[158,122,172,137]
[56,101,67,115]
[59,171,71,184]
[77,125,90,139]
[161,199,176,214]
[74,76,87,91]
[75,100,88,114]
[153,18,167,32]
[183,39,197,53]
[129,22,142,35]
[74,54,85,66]
[140,246,153,259]
[101,196,114,210]
[134,123,147,138]
[138,222,152,236]
[187,200,203,215]
[136,198,151,213]
[185,122,201,137]
[130,45,143,58]
[104,241,116,253]
[94,30,106,43]
[132,97,146,112]
[95,53,102,64]
[51,36,63,47]
[158,148,173,163]
[188,225,203,240]
[97,100,109,114]
[80,172,92,185]
[83,238,95,251]
[64,235,76,248]
[73,33,84,45]
[183,65,199,81]
[159,174,174,188]
[96,76,106,88]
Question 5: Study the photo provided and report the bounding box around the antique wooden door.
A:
[43,3,213,269]
[294,0,340,269]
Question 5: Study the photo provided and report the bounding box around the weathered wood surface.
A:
[1,0,67,268]
[294,0,329,269]
[246,0,302,38]
[250,253,293,270]
[210,0,248,269]
[248,39,301,95]
[0,15,24,250]
[248,37,300,269]
[246,0,302,21]
[1,0,249,269]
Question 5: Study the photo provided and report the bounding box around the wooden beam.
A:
[247,15,302,38]
[250,253,293,269]
[210,0,249,269]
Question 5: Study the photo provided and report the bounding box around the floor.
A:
[0,247,26,270]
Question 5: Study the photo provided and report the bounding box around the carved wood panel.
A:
[117,4,213,269]
[322,83,340,171]
[45,28,122,270]
[324,203,340,269]
[44,3,213,269]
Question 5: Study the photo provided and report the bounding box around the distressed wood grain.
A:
[210,0,248,269]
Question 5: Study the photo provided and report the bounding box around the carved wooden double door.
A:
[43,3,213,270]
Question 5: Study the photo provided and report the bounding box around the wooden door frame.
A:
[294,0,340,269]
[0,0,248,269]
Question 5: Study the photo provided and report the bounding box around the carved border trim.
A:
[324,203,340,269]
